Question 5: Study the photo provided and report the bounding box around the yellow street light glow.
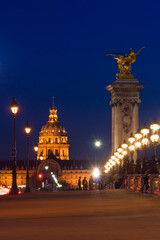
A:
[112,161,116,166]
[118,154,124,160]
[128,133,135,144]
[150,118,160,133]
[115,158,120,164]
[129,145,135,152]
[104,164,109,169]
[93,168,100,178]
[25,121,31,134]
[109,159,113,163]
[117,146,123,153]
[135,141,142,149]
[150,134,160,143]
[10,98,19,115]
[122,150,127,156]
[40,153,44,160]
[141,123,149,136]
[111,155,116,160]
[142,138,149,146]
[34,141,38,152]
[135,129,142,141]
[114,151,119,157]
[121,140,128,150]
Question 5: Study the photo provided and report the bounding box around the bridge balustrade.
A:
[126,174,160,195]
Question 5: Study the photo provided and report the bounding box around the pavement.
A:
[0,189,160,240]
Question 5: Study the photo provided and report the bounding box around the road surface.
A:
[0,190,160,240]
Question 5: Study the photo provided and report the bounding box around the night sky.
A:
[0,0,160,161]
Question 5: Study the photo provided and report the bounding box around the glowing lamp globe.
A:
[25,121,31,134]
[93,168,100,178]
[141,123,149,137]
[121,140,128,150]
[128,133,135,144]
[34,141,38,152]
[150,118,160,133]
[95,141,101,147]
[10,98,19,115]
[135,129,142,141]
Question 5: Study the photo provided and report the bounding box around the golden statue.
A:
[107,47,145,78]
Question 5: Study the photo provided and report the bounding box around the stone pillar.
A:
[111,103,115,152]
[132,101,140,134]
[106,79,144,153]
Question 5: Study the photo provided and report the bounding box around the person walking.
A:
[78,177,82,190]
[89,176,94,190]
[83,177,88,190]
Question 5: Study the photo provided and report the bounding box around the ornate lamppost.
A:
[140,124,149,173]
[34,141,38,189]
[117,146,123,174]
[10,98,19,194]
[121,140,128,174]
[40,152,44,160]
[134,129,142,174]
[25,121,31,192]
[150,118,160,174]
[128,133,135,174]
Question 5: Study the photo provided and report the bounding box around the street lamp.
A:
[150,118,160,173]
[121,140,128,173]
[10,98,19,194]
[134,129,142,173]
[128,133,135,174]
[40,152,44,160]
[121,140,128,150]
[141,124,149,173]
[34,141,39,189]
[34,141,38,153]
[25,121,31,192]
[94,140,101,148]
[93,168,100,178]
[117,146,124,172]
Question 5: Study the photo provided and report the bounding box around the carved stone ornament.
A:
[122,104,132,134]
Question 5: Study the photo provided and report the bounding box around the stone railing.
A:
[124,174,160,195]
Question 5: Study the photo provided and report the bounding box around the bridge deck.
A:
[0,190,160,240]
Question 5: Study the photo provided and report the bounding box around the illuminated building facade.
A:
[0,98,102,191]
[37,97,69,160]
[0,159,99,190]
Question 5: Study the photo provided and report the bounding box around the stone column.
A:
[111,104,115,152]
[114,102,122,152]
[106,80,144,154]
[132,101,139,134]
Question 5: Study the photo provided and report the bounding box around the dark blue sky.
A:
[0,0,160,161]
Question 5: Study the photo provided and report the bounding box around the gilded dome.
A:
[38,97,69,160]
[40,121,67,136]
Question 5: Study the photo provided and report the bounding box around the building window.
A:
[55,138,58,143]
[48,138,51,143]
[62,150,65,156]
[55,149,59,156]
